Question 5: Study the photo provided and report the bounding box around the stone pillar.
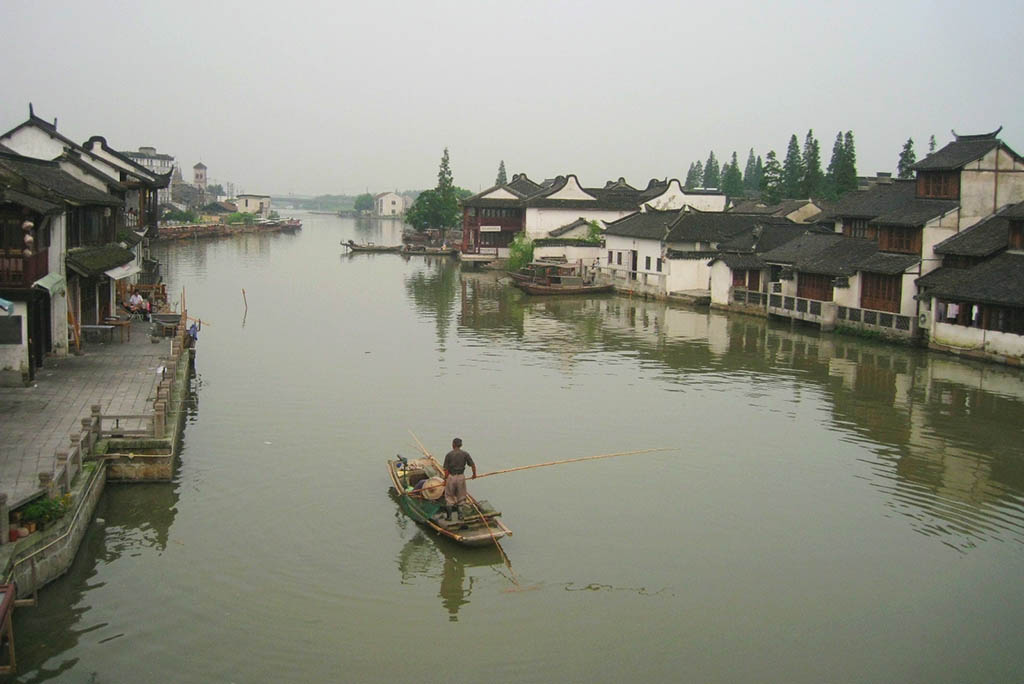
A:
[0,494,9,545]
[153,402,165,437]
[56,452,70,492]
[38,472,54,499]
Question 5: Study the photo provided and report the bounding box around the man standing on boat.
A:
[443,438,477,522]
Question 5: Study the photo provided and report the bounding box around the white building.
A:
[237,193,271,218]
[375,191,404,216]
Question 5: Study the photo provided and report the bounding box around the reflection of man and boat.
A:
[390,490,505,621]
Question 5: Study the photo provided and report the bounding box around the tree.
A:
[801,130,824,198]
[742,149,758,194]
[687,160,704,189]
[754,156,763,194]
[782,134,804,199]
[929,135,937,153]
[897,138,917,179]
[760,150,783,204]
[405,148,461,239]
[840,131,858,195]
[824,131,844,200]
[206,183,225,198]
[495,160,507,186]
[703,151,720,188]
[684,162,699,189]
[721,151,745,197]
[353,192,374,213]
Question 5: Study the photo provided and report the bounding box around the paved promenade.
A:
[0,320,168,508]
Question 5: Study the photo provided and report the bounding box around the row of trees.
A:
[684,131,942,204]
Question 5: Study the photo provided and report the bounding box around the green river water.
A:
[12,211,1024,683]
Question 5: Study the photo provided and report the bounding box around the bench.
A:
[104,317,131,343]
[80,324,115,343]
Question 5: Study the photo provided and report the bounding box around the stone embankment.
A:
[156,219,300,241]
[0,311,196,597]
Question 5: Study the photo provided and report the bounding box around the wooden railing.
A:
[0,249,48,288]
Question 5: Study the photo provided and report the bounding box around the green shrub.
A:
[507,232,534,271]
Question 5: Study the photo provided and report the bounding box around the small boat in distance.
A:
[401,245,459,256]
[342,239,402,253]
[511,260,614,296]
[387,455,511,546]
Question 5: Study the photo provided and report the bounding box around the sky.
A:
[3,0,1023,197]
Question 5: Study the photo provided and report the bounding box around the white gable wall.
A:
[524,207,633,238]
[545,176,595,201]
[0,126,65,160]
[481,187,519,200]
[666,257,712,293]
[959,147,1024,229]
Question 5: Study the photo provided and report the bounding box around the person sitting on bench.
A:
[123,290,150,321]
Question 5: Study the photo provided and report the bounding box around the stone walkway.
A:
[0,319,170,508]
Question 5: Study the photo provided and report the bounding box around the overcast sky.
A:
[3,0,1022,197]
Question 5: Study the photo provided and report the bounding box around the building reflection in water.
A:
[449,279,1024,553]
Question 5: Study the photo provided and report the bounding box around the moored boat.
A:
[387,455,511,546]
[342,239,403,253]
[401,246,460,256]
[511,260,613,295]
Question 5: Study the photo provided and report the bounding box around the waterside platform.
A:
[0,312,196,599]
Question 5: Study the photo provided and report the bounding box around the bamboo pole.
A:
[475,447,671,480]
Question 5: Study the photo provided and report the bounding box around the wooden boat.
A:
[401,246,459,256]
[342,239,402,253]
[511,261,613,296]
[387,455,511,546]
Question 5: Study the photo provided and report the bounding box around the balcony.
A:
[767,293,837,329]
[0,248,48,289]
[837,305,914,338]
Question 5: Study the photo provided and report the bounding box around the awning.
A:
[0,297,12,316]
[104,263,142,281]
[32,272,66,296]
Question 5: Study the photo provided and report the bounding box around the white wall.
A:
[959,147,1024,229]
[0,301,29,380]
[0,125,65,159]
[666,257,712,293]
[525,207,633,237]
[709,261,732,305]
[932,321,1024,361]
[533,244,604,264]
[48,214,69,356]
[920,210,960,275]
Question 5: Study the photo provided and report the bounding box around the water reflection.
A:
[390,488,504,621]
[452,277,1024,552]
[404,258,458,350]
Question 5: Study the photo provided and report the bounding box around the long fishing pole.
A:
[474,447,672,480]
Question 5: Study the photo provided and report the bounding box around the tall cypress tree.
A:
[897,138,916,179]
[684,162,696,189]
[760,150,783,204]
[742,148,758,194]
[755,156,763,195]
[840,131,858,195]
[722,151,745,197]
[782,134,804,199]
[495,160,507,185]
[703,151,720,189]
[687,160,704,189]
[824,131,845,200]
[801,129,823,198]
[929,135,937,153]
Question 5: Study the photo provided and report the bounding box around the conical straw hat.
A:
[421,477,445,500]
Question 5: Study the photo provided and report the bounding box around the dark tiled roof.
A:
[0,187,61,214]
[548,218,591,237]
[718,221,826,253]
[855,251,920,275]
[84,136,170,188]
[915,252,1024,307]
[728,199,815,217]
[1003,201,1024,219]
[933,207,1013,257]
[0,152,122,206]
[604,209,676,239]
[66,245,135,276]
[666,211,787,244]
[713,253,766,270]
[508,174,542,197]
[820,180,917,220]
[122,149,174,161]
[760,233,881,276]
[57,152,128,193]
[871,198,958,227]
[912,129,1013,171]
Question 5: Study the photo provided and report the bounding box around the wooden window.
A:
[616,252,622,266]
[860,272,902,313]
[732,269,746,287]
[1010,221,1024,250]
[656,258,662,273]
[748,270,760,291]
[645,256,651,270]
[844,218,871,239]
[917,171,960,199]
[796,273,833,302]
[877,226,921,254]
[608,250,613,265]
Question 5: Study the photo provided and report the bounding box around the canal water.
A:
[13,212,1024,682]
